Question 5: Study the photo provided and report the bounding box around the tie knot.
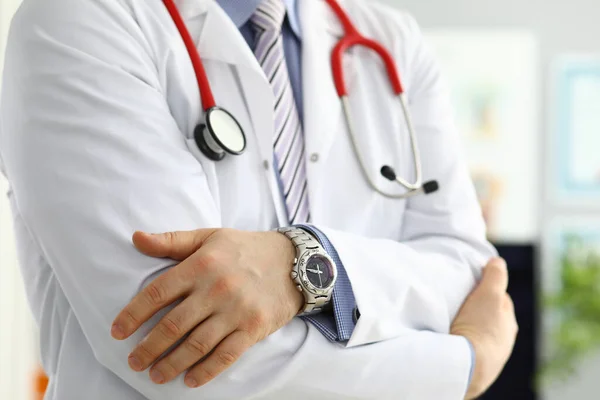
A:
[250,0,286,33]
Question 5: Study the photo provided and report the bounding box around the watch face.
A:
[305,254,335,289]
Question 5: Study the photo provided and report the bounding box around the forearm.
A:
[302,225,495,347]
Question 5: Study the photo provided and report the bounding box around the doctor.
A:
[0,0,517,399]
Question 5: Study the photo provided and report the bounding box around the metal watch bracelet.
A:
[277,227,334,315]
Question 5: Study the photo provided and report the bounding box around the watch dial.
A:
[305,254,334,289]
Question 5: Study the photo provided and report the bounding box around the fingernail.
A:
[128,355,142,371]
[111,324,125,339]
[185,376,198,388]
[150,370,165,384]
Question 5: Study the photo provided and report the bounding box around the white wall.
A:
[0,1,38,399]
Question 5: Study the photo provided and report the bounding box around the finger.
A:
[133,229,218,261]
[127,295,212,372]
[478,257,509,294]
[503,293,515,312]
[111,269,192,340]
[504,294,519,335]
[185,330,253,388]
[149,314,235,385]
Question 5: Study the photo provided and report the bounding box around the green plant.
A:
[541,235,600,381]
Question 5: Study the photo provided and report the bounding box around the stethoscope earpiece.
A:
[379,165,440,197]
[422,180,439,195]
[380,165,397,181]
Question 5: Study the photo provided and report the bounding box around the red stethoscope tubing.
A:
[162,0,216,111]
[325,0,404,97]
[164,0,404,109]
[162,0,431,197]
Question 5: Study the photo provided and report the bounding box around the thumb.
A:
[477,257,509,294]
[132,229,218,261]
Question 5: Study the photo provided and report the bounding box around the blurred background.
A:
[1,0,600,398]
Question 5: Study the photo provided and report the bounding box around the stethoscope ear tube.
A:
[396,94,423,190]
[340,96,438,199]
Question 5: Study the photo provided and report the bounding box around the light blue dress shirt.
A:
[214,0,473,386]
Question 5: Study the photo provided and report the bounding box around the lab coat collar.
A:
[186,1,264,76]
[215,0,302,40]
[182,0,344,73]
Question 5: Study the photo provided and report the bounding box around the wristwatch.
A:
[277,227,338,315]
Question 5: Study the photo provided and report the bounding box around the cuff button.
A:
[352,307,361,324]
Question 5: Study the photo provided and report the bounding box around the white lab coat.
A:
[0,0,497,398]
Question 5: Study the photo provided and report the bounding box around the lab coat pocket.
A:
[185,138,221,207]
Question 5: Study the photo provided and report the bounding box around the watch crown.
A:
[290,271,298,279]
[296,284,303,292]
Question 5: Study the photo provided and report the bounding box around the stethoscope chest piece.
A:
[194,106,247,161]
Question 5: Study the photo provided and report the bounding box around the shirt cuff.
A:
[294,224,357,342]
[465,337,476,388]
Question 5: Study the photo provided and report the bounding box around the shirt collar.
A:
[216,0,302,39]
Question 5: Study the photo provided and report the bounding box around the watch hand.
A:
[307,268,323,274]
[317,265,323,286]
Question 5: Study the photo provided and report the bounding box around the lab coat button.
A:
[263,160,269,170]
[310,153,319,162]
[352,307,361,323]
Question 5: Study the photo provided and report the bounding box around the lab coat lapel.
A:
[191,0,288,225]
[300,0,353,170]
[196,1,275,159]
[194,2,264,79]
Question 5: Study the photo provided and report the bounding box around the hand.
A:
[451,257,518,399]
[111,228,303,388]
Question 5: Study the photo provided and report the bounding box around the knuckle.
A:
[200,251,220,268]
[124,309,140,327]
[159,316,183,339]
[145,282,167,306]
[211,275,239,298]
[192,252,219,275]
[236,294,255,311]
[136,341,157,362]
[244,311,268,335]
[199,366,217,382]
[185,336,211,358]
[166,231,179,246]
[155,360,178,381]
[216,351,237,366]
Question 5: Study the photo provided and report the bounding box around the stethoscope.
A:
[162,0,439,199]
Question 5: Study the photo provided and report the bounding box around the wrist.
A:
[270,231,304,314]
[460,333,487,399]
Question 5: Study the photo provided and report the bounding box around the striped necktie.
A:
[250,0,310,224]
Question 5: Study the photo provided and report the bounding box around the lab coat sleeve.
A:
[312,10,498,348]
[0,1,472,399]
